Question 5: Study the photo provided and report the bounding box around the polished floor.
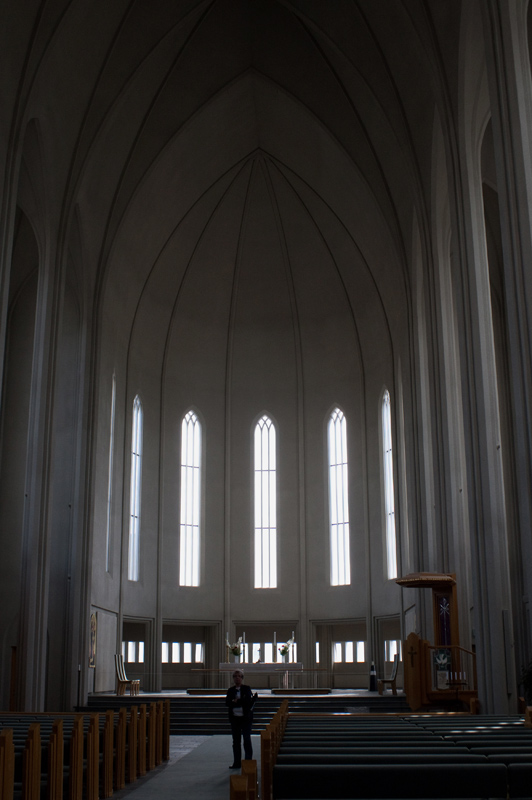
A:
[112,734,261,800]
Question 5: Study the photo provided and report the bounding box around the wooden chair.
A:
[377,653,399,695]
[114,654,140,696]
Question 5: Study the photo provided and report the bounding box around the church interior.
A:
[1,0,532,721]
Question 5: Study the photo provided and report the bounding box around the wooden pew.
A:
[114,709,126,791]
[261,700,289,800]
[69,715,84,800]
[137,705,146,777]
[241,760,258,800]
[127,706,137,785]
[0,728,15,800]
[22,722,41,800]
[86,714,99,800]
[147,704,156,772]
[47,719,63,800]
[230,774,249,800]
[272,762,509,799]
[102,711,114,798]
[162,700,170,762]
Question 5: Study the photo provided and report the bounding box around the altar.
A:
[219,662,304,689]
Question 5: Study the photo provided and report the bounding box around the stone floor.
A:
[112,734,261,800]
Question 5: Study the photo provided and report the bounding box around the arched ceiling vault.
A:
[8,0,461,346]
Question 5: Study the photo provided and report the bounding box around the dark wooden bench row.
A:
[261,700,289,800]
[272,762,532,799]
[0,700,169,800]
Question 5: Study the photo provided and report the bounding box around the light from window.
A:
[356,641,366,663]
[252,643,261,662]
[180,411,201,587]
[264,643,273,662]
[128,395,143,581]
[385,639,402,661]
[127,641,136,662]
[345,641,354,663]
[383,390,398,580]
[328,408,351,585]
[183,642,192,663]
[172,643,180,663]
[138,642,144,663]
[333,642,342,663]
[315,642,320,663]
[106,374,116,573]
[254,415,277,588]
[195,643,204,662]
[162,642,169,663]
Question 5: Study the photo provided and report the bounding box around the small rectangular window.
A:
[385,639,402,661]
[195,643,204,663]
[128,641,136,662]
[252,643,261,663]
[161,642,169,663]
[356,641,366,663]
[333,642,342,663]
[172,642,180,663]
[315,642,320,664]
[183,642,192,663]
[264,643,273,662]
[138,642,145,663]
[345,641,354,663]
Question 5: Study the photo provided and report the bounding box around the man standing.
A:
[225,669,257,768]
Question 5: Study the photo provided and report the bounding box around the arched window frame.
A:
[327,407,351,586]
[128,394,143,581]
[179,409,202,587]
[254,414,277,588]
[382,389,398,580]
[105,372,116,573]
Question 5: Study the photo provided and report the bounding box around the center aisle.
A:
[113,734,261,800]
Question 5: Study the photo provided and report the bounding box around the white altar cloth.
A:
[219,661,303,688]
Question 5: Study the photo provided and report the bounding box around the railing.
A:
[426,644,477,693]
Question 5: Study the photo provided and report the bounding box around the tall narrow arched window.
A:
[180,410,201,587]
[254,415,277,588]
[128,395,142,581]
[382,390,398,580]
[105,373,116,573]
[328,408,351,586]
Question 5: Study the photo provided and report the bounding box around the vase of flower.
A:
[278,645,290,663]
[226,636,243,663]
[278,636,294,664]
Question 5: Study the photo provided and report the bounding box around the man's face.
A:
[233,671,243,687]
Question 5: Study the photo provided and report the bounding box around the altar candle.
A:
[243,632,245,644]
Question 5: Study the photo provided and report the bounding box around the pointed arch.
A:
[254,413,277,588]
[327,406,351,586]
[179,409,202,587]
[382,389,397,580]
[128,394,143,581]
